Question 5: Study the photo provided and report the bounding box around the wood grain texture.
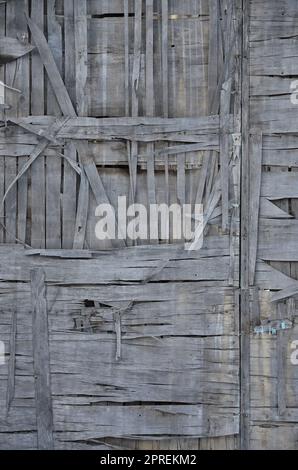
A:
[31,268,53,449]
[6,0,296,451]
[249,133,262,285]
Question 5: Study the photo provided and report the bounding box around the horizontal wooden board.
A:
[14,115,222,143]
[52,404,239,439]
[250,38,298,76]
[87,0,209,17]
[0,244,231,284]
[258,219,298,261]
[261,171,298,199]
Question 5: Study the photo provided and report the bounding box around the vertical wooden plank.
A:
[177,156,186,206]
[16,1,29,244]
[31,268,54,450]
[46,0,62,248]
[31,0,45,248]
[6,309,17,413]
[124,0,130,117]
[177,153,186,242]
[74,0,88,117]
[208,0,219,112]
[3,155,17,243]
[73,0,89,249]
[124,0,133,243]
[240,0,250,451]
[5,0,30,243]
[161,0,169,208]
[145,0,154,116]
[220,78,232,233]
[63,0,77,248]
[0,0,5,243]
[161,0,169,119]
[47,0,63,116]
[130,0,142,201]
[146,0,156,240]
[131,0,142,118]
[276,303,287,417]
[64,0,76,106]
[250,286,260,328]
[73,167,89,249]
[248,133,262,286]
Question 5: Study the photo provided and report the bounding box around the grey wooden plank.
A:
[208,0,219,112]
[161,0,169,209]
[124,0,130,117]
[53,404,239,439]
[161,0,169,118]
[62,140,77,249]
[63,0,77,249]
[145,0,156,220]
[46,1,62,248]
[48,334,238,405]
[130,0,143,201]
[74,0,88,117]
[25,249,93,259]
[16,114,222,136]
[73,167,89,249]
[276,303,287,416]
[46,0,63,116]
[251,408,298,424]
[0,0,4,243]
[0,138,219,160]
[0,244,230,284]
[131,0,142,118]
[261,172,298,200]
[258,219,298,261]
[177,152,186,205]
[31,268,53,450]
[220,78,232,233]
[57,117,222,142]
[249,286,260,328]
[5,0,30,244]
[30,1,45,249]
[6,309,17,413]
[145,0,154,116]
[249,133,262,285]
[64,0,76,106]
[2,358,241,405]
[72,0,89,250]
[240,0,250,450]
[0,432,37,450]
[3,156,17,243]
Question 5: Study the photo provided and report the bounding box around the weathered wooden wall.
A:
[0,0,297,450]
[243,0,298,450]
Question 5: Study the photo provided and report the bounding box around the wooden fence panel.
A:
[0,0,243,450]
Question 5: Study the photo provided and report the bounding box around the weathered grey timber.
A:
[0,0,298,451]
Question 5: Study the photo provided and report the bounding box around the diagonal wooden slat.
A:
[26,14,124,248]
